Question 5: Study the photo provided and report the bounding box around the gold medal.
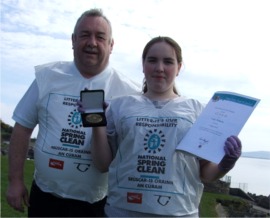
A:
[86,114,103,123]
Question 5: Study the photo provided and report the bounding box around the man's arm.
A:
[6,122,33,212]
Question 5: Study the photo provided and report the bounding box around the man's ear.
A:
[71,34,75,49]
[110,38,114,53]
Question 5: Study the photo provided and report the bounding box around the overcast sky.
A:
[1,0,270,152]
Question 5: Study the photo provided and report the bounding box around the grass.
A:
[199,191,244,217]
[1,155,244,217]
[1,155,34,217]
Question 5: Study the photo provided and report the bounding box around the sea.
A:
[223,157,270,196]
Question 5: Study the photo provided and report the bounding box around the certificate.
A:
[176,91,260,164]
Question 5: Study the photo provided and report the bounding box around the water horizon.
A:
[226,156,270,196]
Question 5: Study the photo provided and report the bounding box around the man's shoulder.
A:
[35,61,73,72]
[108,68,141,90]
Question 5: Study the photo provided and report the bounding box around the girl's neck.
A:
[144,90,179,101]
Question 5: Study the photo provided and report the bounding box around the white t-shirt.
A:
[13,61,140,203]
[105,94,204,216]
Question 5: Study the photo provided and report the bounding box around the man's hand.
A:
[6,181,30,212]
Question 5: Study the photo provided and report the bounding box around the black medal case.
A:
[80,89,107,127]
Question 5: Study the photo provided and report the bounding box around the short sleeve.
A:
[12,80,39,129]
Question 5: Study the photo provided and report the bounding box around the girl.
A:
[87,36,241,217]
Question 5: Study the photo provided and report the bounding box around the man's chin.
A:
[84,59,98,67]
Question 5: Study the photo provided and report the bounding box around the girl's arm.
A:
[91,127,113,173]
[200,135,242,182]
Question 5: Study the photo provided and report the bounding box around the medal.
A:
[86,114,103,123]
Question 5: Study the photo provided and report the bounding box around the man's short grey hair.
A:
[73,8,113,39]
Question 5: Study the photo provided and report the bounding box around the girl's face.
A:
[143,41,181,94]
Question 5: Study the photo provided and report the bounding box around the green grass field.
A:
[1,155,242,217]
[1,155,34,217]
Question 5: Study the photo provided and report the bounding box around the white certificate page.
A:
[176,91,260,164]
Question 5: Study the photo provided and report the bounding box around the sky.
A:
[1,0,270,152]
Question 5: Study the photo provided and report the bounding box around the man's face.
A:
[72,16,114,78]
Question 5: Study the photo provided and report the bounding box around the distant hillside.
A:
[1,119,13,141]
[242,151,270,160]
[1,119,36,143]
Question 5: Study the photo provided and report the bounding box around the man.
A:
[6,8,140,217]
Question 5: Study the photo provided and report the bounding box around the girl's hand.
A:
[218,136,242,172]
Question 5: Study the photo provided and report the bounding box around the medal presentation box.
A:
[80,90,107,127]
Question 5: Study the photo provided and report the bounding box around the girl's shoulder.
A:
[174,96,204,111]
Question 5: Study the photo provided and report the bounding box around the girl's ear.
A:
[177,63,182,76]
